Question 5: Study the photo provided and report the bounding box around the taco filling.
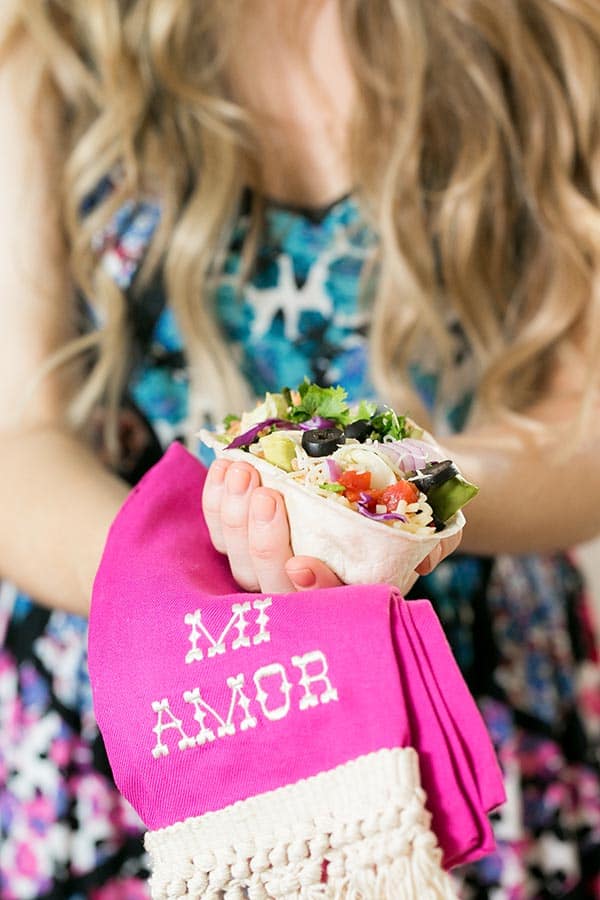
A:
[203,380,479,535]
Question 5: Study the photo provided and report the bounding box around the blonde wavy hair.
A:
[6,0,600,449]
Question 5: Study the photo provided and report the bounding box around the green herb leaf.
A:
[298,377,311,399]
[223,413,241,429]
[288,382,350,425]
[319,482,345,493]
[369,407,408,441]
[355,399,378,421]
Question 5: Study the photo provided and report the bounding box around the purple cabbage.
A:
[226,418,301,449]
[357,492,407,523]
[225,415,339,449]
[298,416,337,430]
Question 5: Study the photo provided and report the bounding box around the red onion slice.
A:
[323,458,342,481]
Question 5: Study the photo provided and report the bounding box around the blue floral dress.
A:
[1,188,600,899]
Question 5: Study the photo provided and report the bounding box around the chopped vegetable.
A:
[288,381,350,426]
[202,379,479,535]
[356,495,408,524]
[323,458,342,481]
[338,470,372,502]
[226,418,301,449]
[408,460,459,492]
[427,475,479,521]
[298,416,337,430]
[301,427,345,457]
[368,407,408,441]
[258,433,298,472]
[355,399,378,421]
[319,482,345,493]
[343,419,372,442]
[379,438,441,474]
[378,480,420,510]
[239,392,290,432]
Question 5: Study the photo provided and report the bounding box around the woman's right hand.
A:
[202,458,463,595]
[202,458,344,594]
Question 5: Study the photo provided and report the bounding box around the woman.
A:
[1,1,599,897]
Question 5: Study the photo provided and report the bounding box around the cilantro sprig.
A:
[287,380,351,426]
[368,407,408,441]
[355,399,378,421]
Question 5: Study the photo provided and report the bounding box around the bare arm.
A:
[0,34,128,616]
[446,354,600,555]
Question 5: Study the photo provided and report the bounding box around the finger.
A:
[414,541,443,576]
[201,459,232,553]
[438,529,463,562]
[285,556,344,591]
[247,488,296,594]
[400,570,420,595]
[221,462,261,591]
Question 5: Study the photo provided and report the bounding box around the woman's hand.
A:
[202,459,463,594]
[202,459,343,593]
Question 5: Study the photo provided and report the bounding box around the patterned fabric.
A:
[1,191,600,898]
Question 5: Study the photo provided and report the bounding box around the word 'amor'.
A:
[150,597,339,759]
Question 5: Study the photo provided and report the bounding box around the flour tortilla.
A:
[200,432,464,589]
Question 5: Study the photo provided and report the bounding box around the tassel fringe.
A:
[146,748,458,899]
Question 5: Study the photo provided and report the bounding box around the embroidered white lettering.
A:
[151,698,195,758]
[184,599,272,663]
[252,597,272,645]
[253,663,292,721]
[291,651,339,710]
[151,646,338,758]
[183,676,257,744]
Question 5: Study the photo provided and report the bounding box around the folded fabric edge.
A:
[145,746,458,899]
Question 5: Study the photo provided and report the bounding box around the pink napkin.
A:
[89,442,504,899]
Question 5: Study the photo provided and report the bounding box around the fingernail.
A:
[211,462,227,484]
[228,468,251,494]
[289,567,317,589]
[253,494,276,522]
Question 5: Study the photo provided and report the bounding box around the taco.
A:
[199,381,478,588]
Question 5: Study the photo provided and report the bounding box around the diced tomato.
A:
[338,470,371,503]
[379,480,419,510]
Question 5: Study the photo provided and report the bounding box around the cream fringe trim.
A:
[145,747,458,899]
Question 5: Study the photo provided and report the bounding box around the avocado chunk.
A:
[259,433,297,472]
[427,475,479,522]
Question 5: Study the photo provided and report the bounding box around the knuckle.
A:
[221,512,248,532]
[248,540,280,562]
[230,567,259,592]
[220,498,250,530]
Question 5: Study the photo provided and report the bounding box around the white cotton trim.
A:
[145,747,458,899]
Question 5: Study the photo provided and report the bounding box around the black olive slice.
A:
[408,460,458,492]
[301,427,345,457]
[343,419,371,442]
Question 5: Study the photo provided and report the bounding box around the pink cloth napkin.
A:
[89,442,504,898]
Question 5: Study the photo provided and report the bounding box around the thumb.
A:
[285,556,343,591]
